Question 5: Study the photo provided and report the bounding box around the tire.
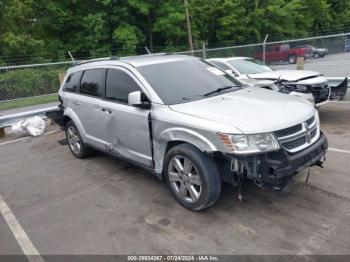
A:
[66,120,92,158]
[288,55,297,64]
[313,52,320,59]
[164,143,221,211]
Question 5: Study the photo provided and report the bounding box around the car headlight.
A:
[218,133,280,154]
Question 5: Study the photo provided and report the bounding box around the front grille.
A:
[311,85,330,103]
[283,136,306,150]
[275,124,302,138]
[306,116,315,126]
[274,115,319,153]
[310,129,317,139]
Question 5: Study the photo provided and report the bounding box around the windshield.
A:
[227,58,273,74]
[137,58,243,105]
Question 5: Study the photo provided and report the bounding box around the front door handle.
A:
[72,101,80,106]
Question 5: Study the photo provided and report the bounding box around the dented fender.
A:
[152,127,218,174]
[62,107,88,142]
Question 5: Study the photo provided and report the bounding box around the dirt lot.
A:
[0,101,349,257]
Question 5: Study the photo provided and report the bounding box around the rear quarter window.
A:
[62,71,83,93]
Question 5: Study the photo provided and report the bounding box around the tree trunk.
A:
[183,0,194,51]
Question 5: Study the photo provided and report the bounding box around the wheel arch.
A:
[62,115,71,128]
[63,108,87,143]
[153,127,218,176]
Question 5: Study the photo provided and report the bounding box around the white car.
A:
[207,57,331,106]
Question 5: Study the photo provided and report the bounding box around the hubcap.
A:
[67,126,81,155]
[168,155,202,203]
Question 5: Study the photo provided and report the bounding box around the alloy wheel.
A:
[67,126,81,155]
[168,155,202,203]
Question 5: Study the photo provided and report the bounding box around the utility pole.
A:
[184,0,194,51]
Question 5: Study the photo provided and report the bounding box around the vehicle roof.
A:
[207,57,250,62]
[73,54,197,69]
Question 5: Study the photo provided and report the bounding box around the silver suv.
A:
[57,54,328,210]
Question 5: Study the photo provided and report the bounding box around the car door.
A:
[75,68,106,149]
[99,67,153,167]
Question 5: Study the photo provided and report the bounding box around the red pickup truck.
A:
[256,44,312,64]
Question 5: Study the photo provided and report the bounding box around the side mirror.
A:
[128,91,150,109]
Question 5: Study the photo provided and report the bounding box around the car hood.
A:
[169,87,315,134]
[247,70,322,82]
[238,77,275,87]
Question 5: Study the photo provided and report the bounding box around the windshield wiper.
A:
[202,86,236,97]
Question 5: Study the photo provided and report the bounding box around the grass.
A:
[0,94,58,111]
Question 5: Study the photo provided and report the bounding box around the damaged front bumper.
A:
[329,77,348,101]
[225,133,328,186]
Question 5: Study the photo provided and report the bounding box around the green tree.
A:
[1,0,350,64]
[0,0,44,62]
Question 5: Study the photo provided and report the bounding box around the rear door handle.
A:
[72,101,80,106]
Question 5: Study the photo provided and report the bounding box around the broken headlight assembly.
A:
[278,83,310,94]
[218,133,280,154]
[293,84,310,93]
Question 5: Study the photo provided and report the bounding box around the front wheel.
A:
[66,120,92,158]
[164,144,221,211]
[313,52,320,58]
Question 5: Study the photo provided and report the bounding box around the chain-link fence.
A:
[180,32,350,77]
[0,61,73,103]
[1,32,349,104]
[179,32,350,59]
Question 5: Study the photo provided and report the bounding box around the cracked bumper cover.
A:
[226,133,328,185]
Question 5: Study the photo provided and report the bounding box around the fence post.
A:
[202,42,206,59]
[263,34,269,63]
[345,33,350,52]
[145,46,151,54]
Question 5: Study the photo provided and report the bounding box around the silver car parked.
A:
[56,54,328,210]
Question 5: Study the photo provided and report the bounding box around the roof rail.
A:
[119,52,168,59]
[74,52,176,66]
[75,56,119,66]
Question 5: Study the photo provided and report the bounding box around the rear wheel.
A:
[164,144,221,211]
[66,120,92,158]
[288,55,297,64]
[313,52,320,58]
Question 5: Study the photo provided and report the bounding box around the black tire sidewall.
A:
[164,144,221,211]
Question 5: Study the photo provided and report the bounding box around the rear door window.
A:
[80,69,105,97]
[62,71,82,93]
